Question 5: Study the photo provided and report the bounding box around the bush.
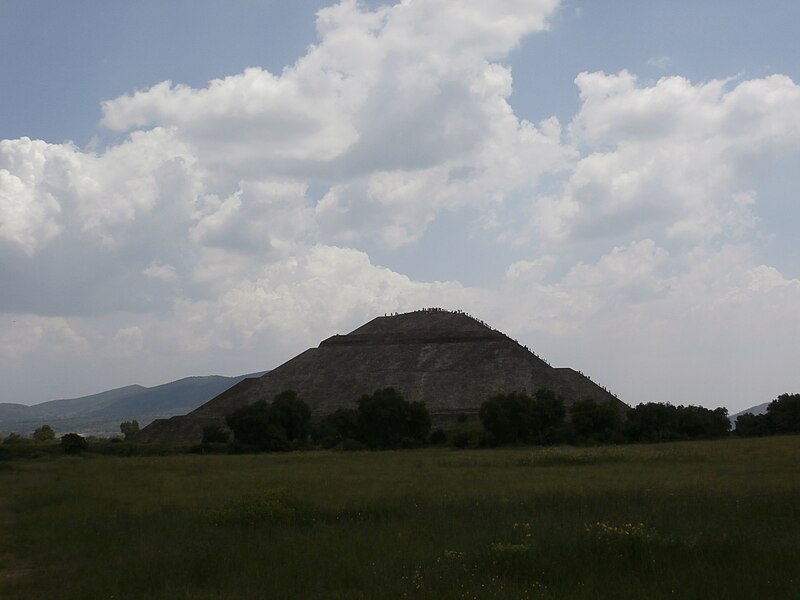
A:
[225,391,310,452]
[120,420,140,440]
[429,427,447,445]
[339,438,367,451]
[201,425,230,444]
[735,412,771,436]
[270,390,311,442]
[451,431,473,449]
[570,398,624,444]
[356,388,431,449]
[33,425,56,442]
[61,433,88,454]
[625,403,731,442]
[2,432,28,445]
[767,393,800,434]
[479,389,566,446]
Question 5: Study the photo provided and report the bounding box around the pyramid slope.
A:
[136,310,624,444]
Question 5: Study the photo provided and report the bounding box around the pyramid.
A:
[136,309,625,443]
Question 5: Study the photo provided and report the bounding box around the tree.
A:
[529,389,567,443]
[625,403,730,442]
[2,432,27,445]
[675,405,730,439]
[480,391,532,445]
[407,401,432,443]
[120,420,140,440]
[61,433,88,454]
[315,408,361,447]
[226,400,274,448]
[356,388,431,448]
[766,393,800,434]
[33,425,56,442]
[624,403,679,442]
[225,391,312,451]
[270,390,311,442]
[201,425,230,444]
[735,412,771,437]
[570,398,623,443]
[479,389,566,446]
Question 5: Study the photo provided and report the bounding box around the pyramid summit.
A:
[136,309,625,443]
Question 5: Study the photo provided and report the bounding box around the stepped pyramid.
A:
[136,309,625,443]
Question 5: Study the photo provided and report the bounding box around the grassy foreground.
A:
[1,437,798,599]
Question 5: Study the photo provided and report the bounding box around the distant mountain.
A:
[733,402,770,418]
[729,402,771,427]
[0,373,266,437]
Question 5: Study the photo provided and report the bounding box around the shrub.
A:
[767,393,800,434]
[2,432,28,445]
[735,412,771,436]
[339,438,366,451]
[479,389,566,446]
[120,420,140,440]
[33,425,56,442]
[202,425,230,444]
[225,392,309,452]
[570,399,624,443]
[270,390,311,442]
[61,433,88,454]
[429,427,447,445]
[356,388,431,449]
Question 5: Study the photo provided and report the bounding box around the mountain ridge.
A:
[0,373,266,436]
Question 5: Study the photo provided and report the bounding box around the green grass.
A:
[1,437,798,599]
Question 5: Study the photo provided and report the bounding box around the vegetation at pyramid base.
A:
[225,390,311,451]
[216,387,736,454]
[120,420,140,440]
[60,433,88,454]
[5,391,796,457]
[32,424,55,442]
[735,393,800,436]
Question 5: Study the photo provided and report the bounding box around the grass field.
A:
[1,436,798,599]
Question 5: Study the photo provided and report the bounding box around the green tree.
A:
[675,405,730,439]
[61,433,88,454]
[766,393,800,434]
[315,408,360,447]
[407,401,432,443]
[735,412,771,436]
[624,403,679,442]
[226,400,274,449]
[570,398,623,443]
[201,424,230,444]
[120,420,140,440]
[270,390,311,442]
[479,391,532,445]
[356,388,430,448]
[479,389,566,446]
[530,389,567,443]
[225,391,311,451]
[2,432,26,445]
[33,424,56,442]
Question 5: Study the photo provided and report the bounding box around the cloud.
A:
[531,72,800,246]
[99,0,567,244]
[1,1,799,411]
[646,56,671,70]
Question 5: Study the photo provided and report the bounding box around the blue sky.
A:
[1,0,799,412]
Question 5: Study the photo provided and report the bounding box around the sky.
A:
[1,0,799,412]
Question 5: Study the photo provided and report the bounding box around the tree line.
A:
[206,388,800,453]
[3,391,797,455]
